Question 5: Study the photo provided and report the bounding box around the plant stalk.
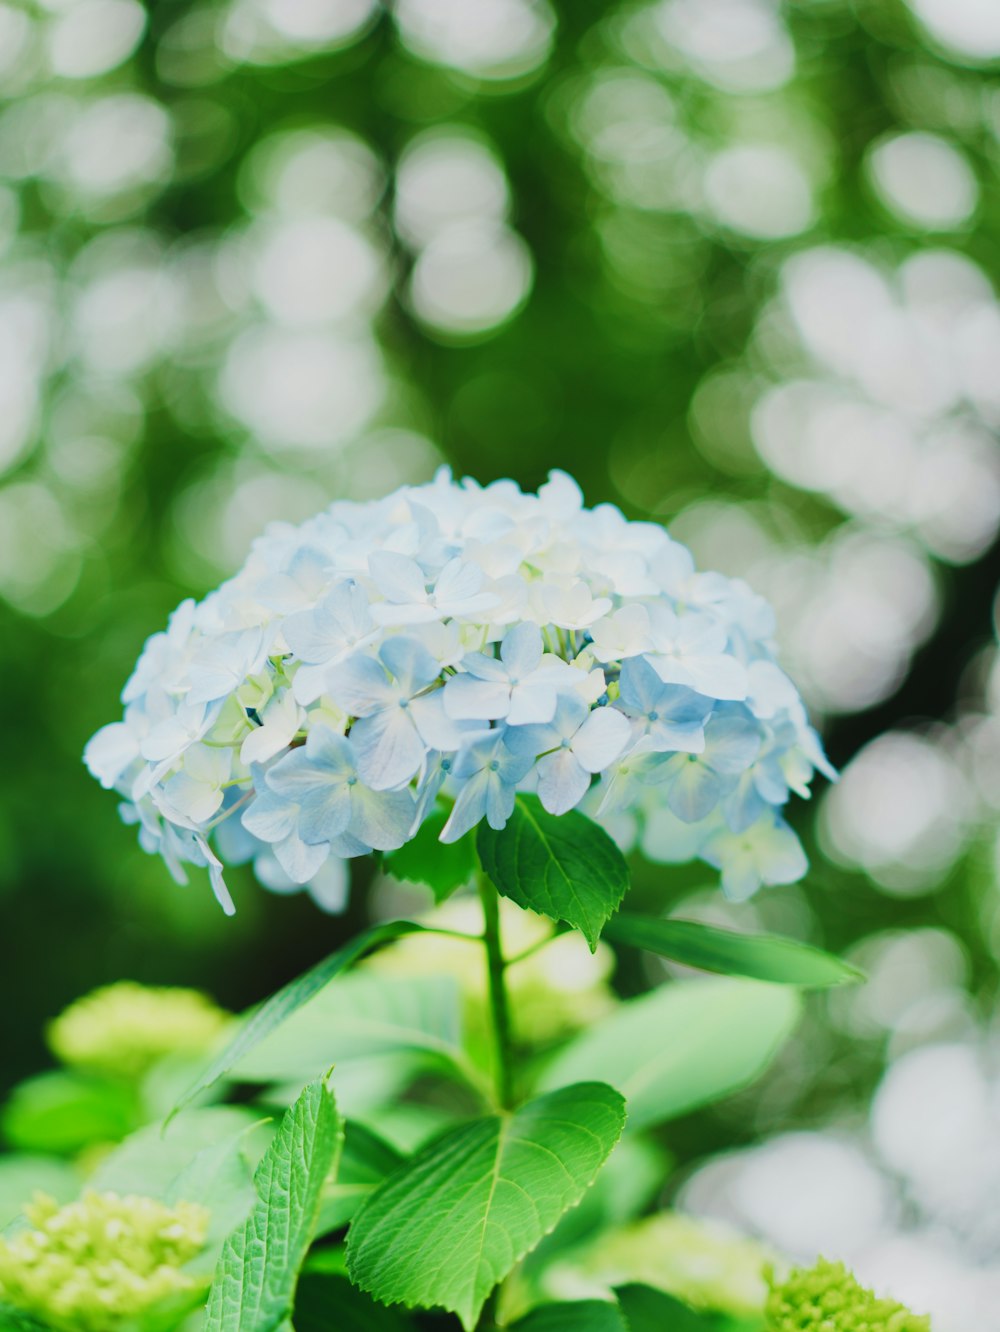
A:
[478,872,515,1110]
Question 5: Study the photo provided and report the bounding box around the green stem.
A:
[478,873,514,1110]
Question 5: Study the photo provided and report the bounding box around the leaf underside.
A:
[205,1076,343,1332]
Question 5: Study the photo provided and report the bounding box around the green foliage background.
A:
[2,0,1000,1275]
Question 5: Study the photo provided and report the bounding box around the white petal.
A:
[368,551,428,605]
[351,708,424,791]
[350,785,416,851]
[571,706,631,773]
[443,674,511,721]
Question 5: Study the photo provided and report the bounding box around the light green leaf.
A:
[294,1271,415,1331]
[541,980,800,1130]
[90,1106,266,1199]
[316,1120,406,1236]
[0,1156,78,1230]
[233,974,467,1086]
[477,796,629,950]
[171,921,425,1120]
[1,1072,135,1155]
[384,809,476,902]
[205,1076,344,1332]
[509,1300,628,1332]
[346,1082,626,1330]
[604,914,863,989]
[166,1131,259,1272]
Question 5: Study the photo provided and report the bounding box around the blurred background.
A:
[2,0,1000,1323]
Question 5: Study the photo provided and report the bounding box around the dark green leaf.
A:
[205,1075,344,1332]
[295,1272,415,1331]
[615,1283,734,1331]
[477,796,629,950]
[603,914,863,989]
[316,1120,406,1235]
[347,1082,626,1330]
[0,1304,52,1332]
[541,980,800,1130]
[171,921,426,1120]
[509,1300,628,1332]
[384,809,476,902]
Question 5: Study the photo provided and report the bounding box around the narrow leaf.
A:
[604,914,863,989]
[477,795,629,950]
[541,980,800,1130]
[509,1301,628,1332]
[205,1075,344,1332]
[384,810,476,902]
[346,1082,626,1330]
[171,921,425,1119]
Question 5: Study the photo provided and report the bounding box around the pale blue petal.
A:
[241,790,298,843]
[536,750,590,815]
[499,622,543,677]
[571,706,630,773]
[324,653,394,717]
[274,832,330,885]
[368,551,427,604]
[380,635,441,695]
[443,673,511,721]
[351,707,425,790]
[484,774,517,830]
[350,784,416,851]
[668,759,723,823]
[440,771,489,842]
[298,785,353,843]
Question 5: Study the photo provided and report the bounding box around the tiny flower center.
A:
[489,760,500,772]
[648,710,659,721]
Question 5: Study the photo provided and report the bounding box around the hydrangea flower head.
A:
[766,1259,931,1332]
[85,471,832,912]
[0,1191,208,1332]
[46,982,232,1080]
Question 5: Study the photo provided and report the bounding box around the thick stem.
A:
[478,873,514,1110]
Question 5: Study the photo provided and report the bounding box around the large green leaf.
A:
[233,974,466,1085]
[171,921,425,1119]
[346,1082,626,1330]
[477,796,629,950]
[316,1120,406,1236]
[603,914,862,989]
[541,980,800,1130]
[90,1106,265,1199]
[205,1076,343,1332]
[383,809,477,902]
[509,1300,628,1332]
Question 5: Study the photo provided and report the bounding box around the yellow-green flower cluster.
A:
[766,1259,931,1331]
[47,982,231,1079]
[579,1212,772,1319]
[0,1190,209,1332]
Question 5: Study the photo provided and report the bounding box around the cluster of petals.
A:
[85,470,834,913]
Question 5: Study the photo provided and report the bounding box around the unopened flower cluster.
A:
[85,471,833,913]
[0,1191,208,1332]
[47,982,232,1080]
[765,1259,930,1332]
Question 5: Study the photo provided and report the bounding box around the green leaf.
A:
[509,1301,628,1332]
[166,1131,260,1272]
[0,1303,51,1332]
[384,809,476,902]
[90,1106,266,1199]
[205,1076,344,1332]
[477,796,629,950]
[171,921,426,1120]
[294,1272,415,1331]
[233,974,467,1086]
[603,914,863,989]
[0,1156,79,1230]
[316,1120,406,1235]
[346,1082,626,1330]
[615,1283,735,1331]
[1,1072,136,1155]
[541,980,800,1130]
